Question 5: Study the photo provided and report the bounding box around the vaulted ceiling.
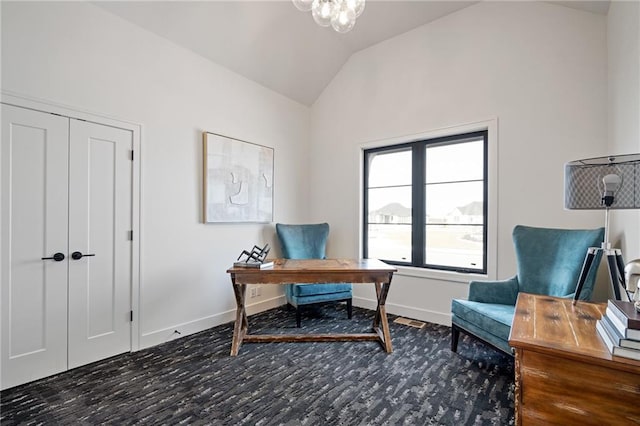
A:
[95,1,610,106]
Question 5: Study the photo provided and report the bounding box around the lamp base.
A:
[573,246,629,304]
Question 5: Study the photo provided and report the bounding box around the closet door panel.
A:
[1,104,69,390]
[67,119,132,369]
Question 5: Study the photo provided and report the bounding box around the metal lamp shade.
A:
[565,153,640,210]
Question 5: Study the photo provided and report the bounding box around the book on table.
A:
[597,319,616,352]
[596,319,640,361]
[605,306,640,340]
[607,299,640,329]
[233,260,274,269]
[599,314,640,350]
[596,303,640,361]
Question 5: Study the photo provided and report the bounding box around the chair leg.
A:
[296,306,302,328]
[451,325,460,352]
[346,299,352,319]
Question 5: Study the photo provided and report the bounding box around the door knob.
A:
[71,251,96,260]
[42,252,65,262]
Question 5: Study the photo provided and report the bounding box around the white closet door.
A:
[1,104,70,389]
[67,119,132,369]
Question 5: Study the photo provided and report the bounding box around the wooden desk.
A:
[508,293,640,425]
[226,258,396,356]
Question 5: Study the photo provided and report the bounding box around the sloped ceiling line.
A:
[94,1,609,106]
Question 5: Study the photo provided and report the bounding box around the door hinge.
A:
[130,150,134,161]
[130,310,133,322]
[128,230,133,241]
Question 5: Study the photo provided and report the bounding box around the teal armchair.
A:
[275,223,352,327]
[451,225,604,355]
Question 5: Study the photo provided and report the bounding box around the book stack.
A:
[596,299,640,361]
[233,260,274,269]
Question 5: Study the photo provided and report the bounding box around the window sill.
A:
[394,264,488,284]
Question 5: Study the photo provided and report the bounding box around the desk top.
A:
[227,258,395,274]
[509,293,640,371]
[227,258,396,284]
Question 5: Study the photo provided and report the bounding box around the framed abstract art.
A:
[203,132,274,223]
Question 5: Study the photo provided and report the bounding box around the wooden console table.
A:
[226,258,396,356]
[509,293,640,425]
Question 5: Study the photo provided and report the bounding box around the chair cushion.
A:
[291,283,352,297]
[452,315,513,354]
[451,299,515,342]
[291,291,353,306]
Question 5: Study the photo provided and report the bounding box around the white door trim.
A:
[1,91,142,351]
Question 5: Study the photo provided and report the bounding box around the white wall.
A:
[1,0,621,347]
[1,2,308,348]
[608,0,640,263]
[310,1,609,323]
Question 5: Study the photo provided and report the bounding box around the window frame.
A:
[363,130,489,274]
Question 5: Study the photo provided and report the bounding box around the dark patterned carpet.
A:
[1,305,514,425]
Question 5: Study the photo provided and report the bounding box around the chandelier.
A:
[292,0,366,33]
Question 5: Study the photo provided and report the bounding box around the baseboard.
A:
[353,296,452,326]
[245,295,287,316]
[139,295,450,350]
[138,295,286,350]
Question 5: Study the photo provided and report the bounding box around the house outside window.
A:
[363,131,488,274]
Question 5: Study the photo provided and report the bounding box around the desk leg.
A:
[230,279,248,356]
[372,278,393,353]
[373,282,382,328]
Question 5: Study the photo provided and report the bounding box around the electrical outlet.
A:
[256,286,262,297]
[250,288,257,298]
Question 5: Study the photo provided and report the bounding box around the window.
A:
[363,131,487,274]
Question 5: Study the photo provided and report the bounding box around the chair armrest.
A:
[468,276,519,305]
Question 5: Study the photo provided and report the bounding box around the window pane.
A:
[368,224,411,262]
[426,140,483,183]
[367,187,411,223]
[425,181,483,224]
[363,131,487,273]
[425,225,484,269]
[368,149,412,188]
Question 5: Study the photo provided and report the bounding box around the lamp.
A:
[564,153,640,302]
[292,0,365,33]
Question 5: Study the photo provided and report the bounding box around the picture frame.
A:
[203,132,274,223]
